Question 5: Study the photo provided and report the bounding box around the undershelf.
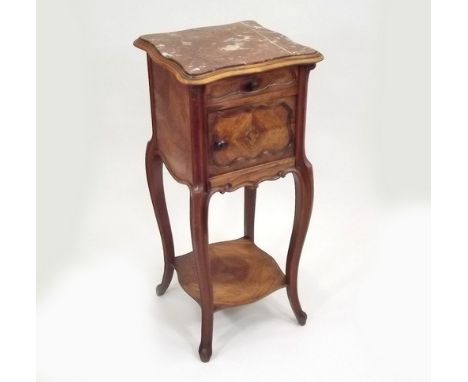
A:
[174,238,286,311]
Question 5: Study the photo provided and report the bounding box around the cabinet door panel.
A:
[208,97,295,175]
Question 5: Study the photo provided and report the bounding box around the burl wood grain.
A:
[174,238,286,311]
[150,61,193,185]
[208,97,295,175]
[134,21,323,85]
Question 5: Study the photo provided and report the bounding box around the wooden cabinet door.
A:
[208,97,295,175]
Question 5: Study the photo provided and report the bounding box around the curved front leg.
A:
[286,161,314,325]
[145,141,175,296]
[190,187,214,362]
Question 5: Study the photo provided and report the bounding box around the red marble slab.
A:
[138,20,322,76]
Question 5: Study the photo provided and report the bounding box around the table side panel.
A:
[152,62,193,185]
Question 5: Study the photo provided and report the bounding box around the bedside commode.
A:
[134,20,323,362]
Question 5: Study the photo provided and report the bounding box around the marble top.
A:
[137,21,322,76]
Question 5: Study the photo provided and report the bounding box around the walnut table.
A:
[134,20,323,362]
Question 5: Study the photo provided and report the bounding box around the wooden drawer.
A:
[208,97,295,176]
[205,67,297,108]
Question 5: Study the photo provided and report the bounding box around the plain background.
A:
[37,0,429,381]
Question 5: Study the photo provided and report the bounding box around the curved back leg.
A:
[244,186,257,241]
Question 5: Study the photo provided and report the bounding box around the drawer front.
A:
[205,67,297,107]
[208,97,295,176]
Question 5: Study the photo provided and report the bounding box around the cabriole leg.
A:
[286,162,314,325]
[190,187,214,362]
[145,141,175,296]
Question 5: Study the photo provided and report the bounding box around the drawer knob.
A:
[242,79,260,92]
[214,140,229,150]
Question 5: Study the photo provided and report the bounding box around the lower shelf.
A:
[174,238,286,311]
